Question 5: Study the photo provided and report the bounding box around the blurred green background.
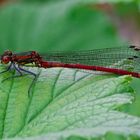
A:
[0,0,140,138]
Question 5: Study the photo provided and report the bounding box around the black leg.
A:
[18,65,38,97]
[1,63,23,82]
[1,63,38,97]
[13,63,22,75]
[0,63,12,75]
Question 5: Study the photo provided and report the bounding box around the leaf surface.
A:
[0,66,140,140]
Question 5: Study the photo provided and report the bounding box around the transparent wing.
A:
[42,46,140,72]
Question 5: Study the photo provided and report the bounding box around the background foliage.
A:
[0,0,140,140]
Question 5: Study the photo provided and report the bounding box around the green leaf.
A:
[0,66,140,140]
[0,1,140,140]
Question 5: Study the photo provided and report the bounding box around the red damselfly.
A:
[0,45,140,96]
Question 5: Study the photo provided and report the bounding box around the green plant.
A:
[0,0,140,140]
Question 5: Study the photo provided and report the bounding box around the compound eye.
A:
[1,56,10,64]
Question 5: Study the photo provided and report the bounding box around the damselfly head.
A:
[1,50,12,64]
